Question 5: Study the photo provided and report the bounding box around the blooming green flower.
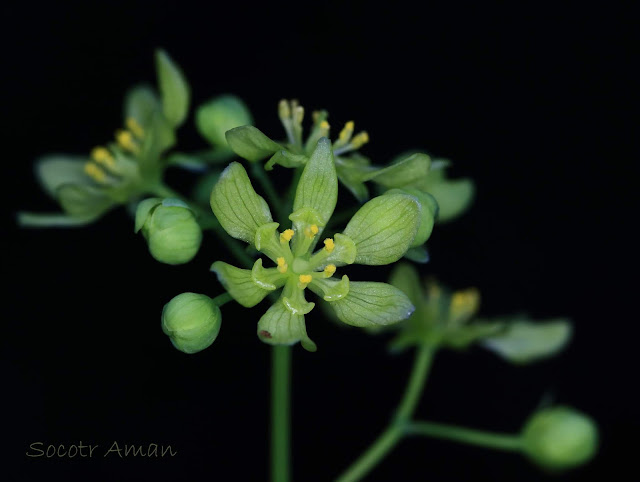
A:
[18,50,189,227]
[224,99,434,202]
[210,138,433,351]
[387,263,573,363]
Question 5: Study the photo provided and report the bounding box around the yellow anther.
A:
[294,105,304,124]
[450,288,480,319]
[310,224,319,235]
[339,121,354,142]
[299,274,313,285]
[277,257,288,274]
[324,264,337,276]
[351,131,369,149]
[91,146,115,168]
[84,162,107,183]
[278,99,291,119]
[126,117,145,139]
[280,229,295,243]
[115,129,139,153]
[320,120,330,130]
[324,238,335,253]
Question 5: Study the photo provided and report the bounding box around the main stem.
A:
[272,345,292,482]
[335,344,436,482]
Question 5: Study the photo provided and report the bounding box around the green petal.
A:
[257,299,317,352]
[36,156,89,198]
[124,85,161,128]
[210,162,273,243]
[387,188,438,247]
[328,281,415,327]
[225,126,282,162]
[424,163,475,222]
[57,183,114,219]
[363,153,431,188]
[308,275,350,302]
[404,246,430,263]
[139,108,176,169]
[134,197,162,233]
[254,222,285,261]
[211,260,282,308]
[196,95,253,147]
[389,262,423,307]
[481,318,572,364]
[155,49,190,127]
[343,192,421,265]
[265,150,308,170]
[251,258,286,290]
[335,161,369,202]
[17,212,97,228]
[293,137,338,227]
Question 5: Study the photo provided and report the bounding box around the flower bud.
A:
[161,293,222,354]
[522,406,598,471]
[136,198,202,265]
[196,95,253,147]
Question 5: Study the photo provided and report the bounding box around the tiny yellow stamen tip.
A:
[324,238,335,253]
[126,117,144,138]
[280,229,294,242]
[346,121,354,130]
[91,147,115,167]
[277,265,288,274]
[277,257,286,267]
[324,264,336,276]
[299,274,312,284]
[320,120,330,129]
[310,224,319,235]
[116,130,138,152]
[84,162,106,183]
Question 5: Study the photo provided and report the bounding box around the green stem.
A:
[335,344,436,482]
[212,292,233,307]
[405,421,523,452]
[251,163,288,224]
[271,345,291,482]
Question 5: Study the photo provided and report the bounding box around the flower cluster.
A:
[209,138,436,351]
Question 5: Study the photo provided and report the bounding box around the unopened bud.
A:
[161,293,222,354]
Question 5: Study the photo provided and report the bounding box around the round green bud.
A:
[196,95,253,147]
[161,293,222,354]
[136,199,202,265]
[522,406,598,471]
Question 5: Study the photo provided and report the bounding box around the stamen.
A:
[277,257,288,274]
[126,117,144,139]
[350,131,369,149]
[115,129,139,153]
[320,121,330,130]
[280,229,295,243]
[84,162,107,183]
[310,224,319,235]
[293,106,304,125]
[299,274,312,285]
[339,121,355,143]
[91,146,115,168]
[324,238,335,253]
[278,99,291,120]
[304,224,319,239]
[324,264,336,277]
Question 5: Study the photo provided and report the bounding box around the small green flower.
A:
[210,138,430,351]
[162,292,222,354]
[224,99,434,202]
[19,50,189,228]
[387,263,573,363]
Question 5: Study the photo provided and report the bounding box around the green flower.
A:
[387,263,573,363]
[19,49,190,228]
[224,99,434,202]
[210,138,430,351]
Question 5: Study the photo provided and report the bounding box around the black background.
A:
[2,2,635,481]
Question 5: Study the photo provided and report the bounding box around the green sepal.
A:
[210,162,273,244]
[124,85,161,128]
[251,258,286,291]
[386,187,438,247]
[134,197,162,232]
[155,49,190,127]
[16,212,98,228]
[363,152,431,188]
[211,261,275,308]
[423,162,475,222]
[265,150,308,170]
[308,275,350,302]
[254,222,285,262]
[343,192,421,265]
[191,170,221,207]
[480,318,573,364]
[196,95,253,147]
[293,137,338,226]
[139,108,176,170]
[388,262,423,307]
[443,321,506,349]
[404,246,430,263]
[335,158,369,202]
[36,156,90,198]
[257,299,317,352]
[328,281,415,328]
[57,183,114,219]
[225,126,282,162]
